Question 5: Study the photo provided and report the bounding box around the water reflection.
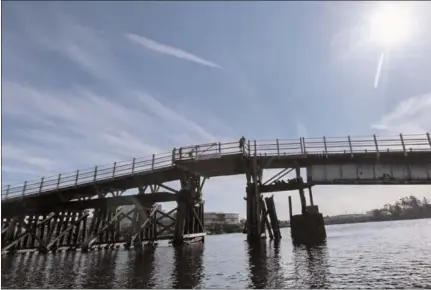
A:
[124,247,156,288]
[247,242,268,288]
[171,244,205,288]
[81,250,118,288]
[246,241,286,289]
[46,252,81,288]
[2,221,431,289]
[292,243,331,289]
[267,241,286,288]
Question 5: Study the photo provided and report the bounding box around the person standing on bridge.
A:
[239,136,246,153]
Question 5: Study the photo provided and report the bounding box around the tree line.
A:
[371,195,431,221]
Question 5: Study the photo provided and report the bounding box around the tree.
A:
[371,209,383,219]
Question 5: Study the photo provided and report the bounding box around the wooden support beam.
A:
[259,197,273,240]
[47,213,89,250]
[265,196,281,241]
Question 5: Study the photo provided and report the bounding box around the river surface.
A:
[2,219,431,289]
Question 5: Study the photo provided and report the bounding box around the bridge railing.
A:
[1,151,174,200]
[2,133,430,200]
[252,133,431,157]
[174,141,243,160]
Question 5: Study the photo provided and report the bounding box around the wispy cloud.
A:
[125,33,222,69]
[2,144,57,170]
[1,6,233,198]
[372,92,431,134]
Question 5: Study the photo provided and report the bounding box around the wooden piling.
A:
[308,187,314,206]
[260,197,273,240]
[265,196,281,241]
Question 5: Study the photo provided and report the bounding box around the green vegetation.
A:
[370,195,431,221]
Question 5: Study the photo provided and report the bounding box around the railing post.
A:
[347,136,354,158]
[302,137,307,156]
[57,174,62,188]
[22,181,27,196]
[218,142,222,154]
[254,140,257,156]
[5,185,10,199]
[93,166,98,182]
[75,170,80,185]
[400,134,407,156]
[248,140,251,155]
[151,154,155,170]
[427,132,431,149]
[323,136,328,158]
[276,139,280,156]
[172,148,176,165]
[112,162,116,178]
[373,134,380,159]
[39,177,44,193]
[300,138,304,155]
[132,158,136,174]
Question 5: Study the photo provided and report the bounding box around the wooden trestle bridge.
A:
[2,133,431,253]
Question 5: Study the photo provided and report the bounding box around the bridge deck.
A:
[2,133,431,204]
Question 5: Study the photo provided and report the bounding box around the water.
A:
[2,219,431,289]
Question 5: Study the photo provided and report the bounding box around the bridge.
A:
[2,133,431,252]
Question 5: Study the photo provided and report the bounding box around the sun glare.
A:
[369,2,414,47]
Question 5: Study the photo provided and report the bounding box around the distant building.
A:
[119,204,167,230]
[204,212,240,226]
[119,205,135,230]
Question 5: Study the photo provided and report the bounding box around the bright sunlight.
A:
[367,2,417,89]
[368,2,415,47]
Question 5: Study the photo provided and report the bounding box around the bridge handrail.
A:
[253,133,431,157]
[2,133,430,200]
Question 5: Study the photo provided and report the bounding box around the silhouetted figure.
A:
[239,136,246,153]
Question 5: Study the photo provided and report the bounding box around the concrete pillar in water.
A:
[290,170,326,246]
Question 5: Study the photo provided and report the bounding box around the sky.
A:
[2,1,431,219]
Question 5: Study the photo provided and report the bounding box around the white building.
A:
[204,212,240,226]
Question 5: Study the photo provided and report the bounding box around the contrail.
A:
[374,52,385,89]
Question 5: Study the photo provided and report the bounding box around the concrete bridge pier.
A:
[290,168,326,246]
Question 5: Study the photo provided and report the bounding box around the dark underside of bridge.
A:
[2,151,431,253]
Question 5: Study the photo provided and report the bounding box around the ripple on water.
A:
[2,219,431,289]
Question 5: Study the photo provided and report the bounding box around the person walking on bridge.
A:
[239,136,246,154]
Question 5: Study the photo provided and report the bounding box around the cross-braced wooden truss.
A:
[1,175,206,254]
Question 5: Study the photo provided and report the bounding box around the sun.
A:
[368,2,415,47]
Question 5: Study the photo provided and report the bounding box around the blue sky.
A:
[2,1,431,219]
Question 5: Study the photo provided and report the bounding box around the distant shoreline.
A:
[206,216,431,236]
[324,215,431,226]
